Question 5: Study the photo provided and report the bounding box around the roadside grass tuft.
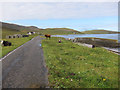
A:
[42,37,118,88]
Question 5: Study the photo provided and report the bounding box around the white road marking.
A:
[39,44,41,47]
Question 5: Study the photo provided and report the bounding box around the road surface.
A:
[2,36,48,88]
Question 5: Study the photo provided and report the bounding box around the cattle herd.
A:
[6,32,41,39]
[6,34,29,39]
[1,33,60,47]
[1,32,41,46]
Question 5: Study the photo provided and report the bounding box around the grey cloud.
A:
[0,2,118,20]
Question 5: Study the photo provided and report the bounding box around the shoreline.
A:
[74,42,119,55]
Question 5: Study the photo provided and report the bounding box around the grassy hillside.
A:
[82,30,119,34]
[1,21,40,31]
[1,21,82,39]
[1,21,41,38]
[2,27,22,39]
[42,37,118,88]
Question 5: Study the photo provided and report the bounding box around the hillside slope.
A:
[40,28,82,35]
[0,21,42,38]
[82,30,119,34]
[0,21,41,31]
[2,27,21,38]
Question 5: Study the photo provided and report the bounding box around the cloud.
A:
[0,2,118,21]
[79,23,118,31]
[0,0,119,2]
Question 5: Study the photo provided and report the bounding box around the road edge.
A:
[0,36,37,61]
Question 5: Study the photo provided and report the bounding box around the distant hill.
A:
[82,30,119,34]
[46,28,79,31]
[0,21,42,38]
[1,21,26,31]
[39,28,82,35]
[27,26,40,30]
[0,21,41,31]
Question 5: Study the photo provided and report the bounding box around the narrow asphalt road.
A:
[2,36,48,88]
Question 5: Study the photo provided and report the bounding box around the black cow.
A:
[22,35,29,37]
[2,41,12,46]
[92,45,96,48]
[58,40,62,43]
[8,36,12,38]
[13,36,16,38]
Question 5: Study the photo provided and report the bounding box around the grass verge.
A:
[0,35,38,58]
[42,37,118,88]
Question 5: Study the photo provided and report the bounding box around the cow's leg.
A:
[9,42,12,46]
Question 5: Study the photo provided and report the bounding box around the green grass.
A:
[2,28,21,39]
[0,35,38,58]
[42,37,118,88]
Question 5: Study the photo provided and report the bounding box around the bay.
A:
[52,34,119,41]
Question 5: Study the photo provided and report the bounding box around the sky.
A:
[0,2,118,31]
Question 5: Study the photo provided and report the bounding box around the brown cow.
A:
[45,34,51,39]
